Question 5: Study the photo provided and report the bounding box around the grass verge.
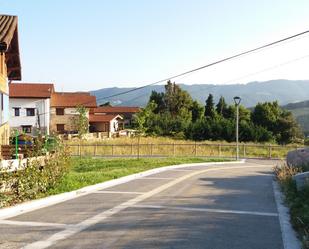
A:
[274,164,309,248]
[48,157,227,194]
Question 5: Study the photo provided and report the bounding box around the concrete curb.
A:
[0,160,244,220]
[273,180,301,249]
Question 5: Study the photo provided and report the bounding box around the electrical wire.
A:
[93,29,309,103]
[36,29,309,114]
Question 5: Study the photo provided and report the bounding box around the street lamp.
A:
[233,96,241,160]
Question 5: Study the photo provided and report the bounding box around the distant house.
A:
[50,92,96,134]
[91,106,139,126]
[0,15,22,145]
[89,114,123,134]
[9,83,54,135]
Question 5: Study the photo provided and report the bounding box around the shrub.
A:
[0,140,71,208]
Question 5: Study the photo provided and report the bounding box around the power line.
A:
[94,29,309,103]
[112,53,309,106]
[220,53,309,85]
[38,51,309,117]
[37,29,309,115]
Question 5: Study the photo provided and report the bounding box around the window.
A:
[26,108,35,116]
[56,124,65,133]
[22,125,32,133]
[56,108,64,115]
[14,107,20,116]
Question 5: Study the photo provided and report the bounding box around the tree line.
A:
[134,81,303,144]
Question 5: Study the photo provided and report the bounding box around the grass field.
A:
[48,157,226,194]
[65,136,299,159]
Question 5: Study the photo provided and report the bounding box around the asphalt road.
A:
[0,160,284,249]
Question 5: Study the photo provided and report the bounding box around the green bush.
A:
[0,140,71,208]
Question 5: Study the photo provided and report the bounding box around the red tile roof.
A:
[51,92,97,108]
[0,15,21,80]
[9,83,55,98]
[89,114,123,123]
[91,106,140,114]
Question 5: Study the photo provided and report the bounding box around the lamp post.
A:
[233,96,241,160]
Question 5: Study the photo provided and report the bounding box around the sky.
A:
[1,0,309,91]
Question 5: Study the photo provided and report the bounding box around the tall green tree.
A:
[251,101,302,144]
[149,91,165,114]
[251,101,281,132]
[216,96,228,116]
[190,100,204,122]
[204,94,216,118]
[164,80,193,118]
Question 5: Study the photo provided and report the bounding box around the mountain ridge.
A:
[90,79,309,108]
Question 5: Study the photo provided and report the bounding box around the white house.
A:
[9,83,54,135]
[89,114,123,135]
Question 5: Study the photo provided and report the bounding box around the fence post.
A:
[243,144,246,158]
[268,145,271,159]
[111,145,114,156]
[195,142,197,157]
[150,143,153,156]
[94,144,97,157]
[137,137,140,159]
[218,144,221,157]
[131,143,133,156]
[78,144,81,157]
[173,143,176,157]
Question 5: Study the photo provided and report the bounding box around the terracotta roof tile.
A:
[9,83,54,98]
[91,106,140,114]
[51,92,97,108]
[89,114,123,123]
[0,15,21,80]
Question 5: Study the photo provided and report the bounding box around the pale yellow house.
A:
[0,15,22,145]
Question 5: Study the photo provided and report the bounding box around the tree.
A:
[149,91,165,114]
[216,96,228,116]
[164,80,193,118]
[204,94,216,118]
[133,101,157,133]
[276,110,303,144]
[75,105,89,138]
[251,102,281,132]
[251,101,302,144]
[190,100,204,122]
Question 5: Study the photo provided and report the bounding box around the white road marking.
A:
[93,191,145,195]
[0,220,67,228]
[0,161,244,221]
[169,169,195,172]
[139,177,175,180]
[133,204,278,217]
[22,165,272,249]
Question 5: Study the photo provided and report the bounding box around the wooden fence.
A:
[1,145,35,160]
[67,143,299,159]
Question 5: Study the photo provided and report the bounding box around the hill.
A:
[282,100,309,135]
[90,79,309,108]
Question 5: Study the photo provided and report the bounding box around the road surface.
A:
[0,160,284,249]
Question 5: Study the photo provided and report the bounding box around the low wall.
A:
[0,155,47,172]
